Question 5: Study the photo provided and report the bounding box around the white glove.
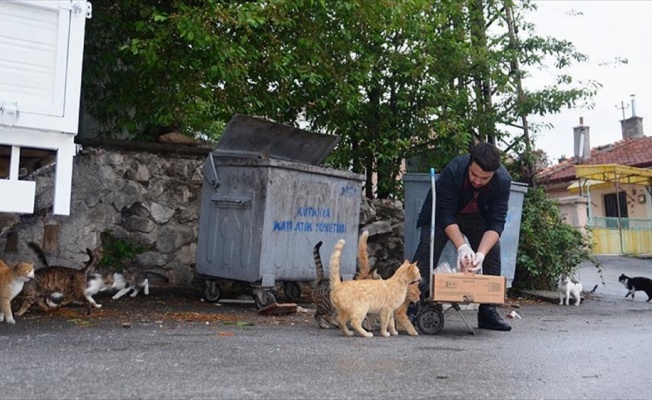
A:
[470,252,484,273]
[456,243,475,272]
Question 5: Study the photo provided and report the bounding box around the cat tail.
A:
[328,239,346,290]
[27,241,50,268]
[312,241,324,285]
[81,247,102,274]
[355,230,371,280]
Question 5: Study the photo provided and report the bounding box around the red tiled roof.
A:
[537,136,652,184]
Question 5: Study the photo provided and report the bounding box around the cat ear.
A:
[402,259,418,268]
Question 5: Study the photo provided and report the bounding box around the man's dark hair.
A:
[470,142,501,172]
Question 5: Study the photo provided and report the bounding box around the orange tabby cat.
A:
[329,239,421,338]
[394,282,420,336]
[0,259,35,324]
[312,230,379,329]
[355,230,374,280]
[354,232,419,336]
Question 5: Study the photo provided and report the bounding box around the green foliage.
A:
[81,0,604,199]
[99,231,148,272]
[512,186,602,290]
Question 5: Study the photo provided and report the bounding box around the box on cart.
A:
[432,273,506,304]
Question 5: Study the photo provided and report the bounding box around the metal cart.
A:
[412,168,478,335]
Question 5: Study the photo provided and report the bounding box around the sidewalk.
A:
[519,255,652,302]
[579,255,652,298]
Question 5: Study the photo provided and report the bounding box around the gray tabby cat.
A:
[15,242,102,316]
[312,240,339,328]
[312,230,376,329]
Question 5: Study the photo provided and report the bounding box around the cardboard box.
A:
[432,273,506,304]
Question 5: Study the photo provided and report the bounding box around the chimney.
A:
[573,117,590,162]
[621,95,644,139]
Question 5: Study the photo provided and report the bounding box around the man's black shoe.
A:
[477,304,512,331]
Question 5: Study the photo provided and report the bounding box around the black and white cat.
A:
[558,274,583,306]
[618,273,652,302]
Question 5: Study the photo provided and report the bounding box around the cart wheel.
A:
[254,291,276,309]
[283,282,302,302]
[416,305,445,335]
[202,282,222,303]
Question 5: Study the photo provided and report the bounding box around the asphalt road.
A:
[1,255,651,400]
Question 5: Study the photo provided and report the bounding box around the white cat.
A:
[110,269,171,299]
[111,272,149,299]
[558,274,583,306]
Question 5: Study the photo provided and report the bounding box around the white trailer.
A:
[0,0,92,215]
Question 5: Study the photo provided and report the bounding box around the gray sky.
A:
[524,1,651,164]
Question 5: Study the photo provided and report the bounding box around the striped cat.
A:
[46,272,116,308]
[312,230,377,329]
[15,243,102,316]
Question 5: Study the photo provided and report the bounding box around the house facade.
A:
[537,115,652,255]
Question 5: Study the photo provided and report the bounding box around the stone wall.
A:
[0,144,406,288]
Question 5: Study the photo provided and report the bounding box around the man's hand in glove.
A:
[469,252,484,273]
[456,243,475,272]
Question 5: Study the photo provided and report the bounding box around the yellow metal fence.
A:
[589,217,652,255]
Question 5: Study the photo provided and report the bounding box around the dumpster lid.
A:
[214,115,340,166]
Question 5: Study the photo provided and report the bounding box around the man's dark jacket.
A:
[416,154,512,236]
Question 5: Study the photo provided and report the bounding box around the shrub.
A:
[513,186,602,290]
[99,231,148,272]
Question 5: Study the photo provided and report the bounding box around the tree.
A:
[300,1,479,198]
[83,0,307,140]
[82,0,599,198]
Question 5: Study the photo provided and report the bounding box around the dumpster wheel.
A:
[416,304,445,335]
[283,282,302,302]
[254,290,276,310]
[202,281,222,303]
